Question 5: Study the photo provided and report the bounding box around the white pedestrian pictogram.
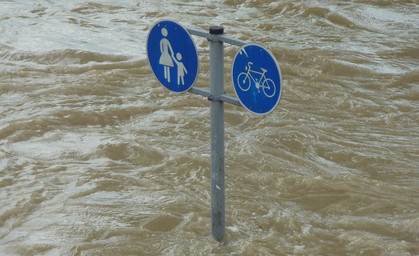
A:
[158,28,188,85]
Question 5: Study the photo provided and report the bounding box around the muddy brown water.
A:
[1,1,418,255]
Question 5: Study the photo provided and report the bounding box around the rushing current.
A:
[1,0,418,255]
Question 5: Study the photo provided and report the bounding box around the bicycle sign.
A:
[237,61,276,97]
[232,44,282,115]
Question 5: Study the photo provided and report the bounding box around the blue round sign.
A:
[147,20,199,93]
[232,44,282,115]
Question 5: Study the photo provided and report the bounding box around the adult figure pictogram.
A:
[159,28,175,83]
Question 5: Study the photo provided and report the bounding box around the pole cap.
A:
[209,26,224,35]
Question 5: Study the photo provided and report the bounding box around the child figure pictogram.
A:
[173,52,187,86]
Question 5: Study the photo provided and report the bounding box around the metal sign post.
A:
[147,21,282,242]
[208,26,225,241]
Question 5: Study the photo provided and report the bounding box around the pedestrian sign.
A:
[232,44,282,115]
[147,20,199,93]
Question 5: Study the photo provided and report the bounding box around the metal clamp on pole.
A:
[207,95,219,102]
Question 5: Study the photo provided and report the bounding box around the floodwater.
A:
[1,0,418,255]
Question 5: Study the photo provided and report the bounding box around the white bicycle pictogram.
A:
[237,62,276,98]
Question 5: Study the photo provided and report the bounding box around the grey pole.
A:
[209,26,225,242]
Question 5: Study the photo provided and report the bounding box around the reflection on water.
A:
[0,0,418,255]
